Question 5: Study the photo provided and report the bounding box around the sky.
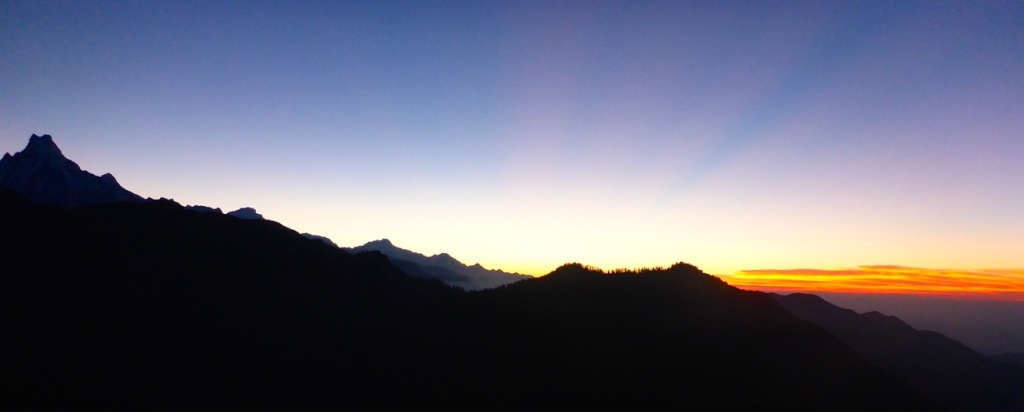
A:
[2,1,1023,308]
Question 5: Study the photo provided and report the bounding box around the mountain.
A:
[227,206,264,220]
[350,238,531,290]
[0,191,937,409]
[0,189,459,409]
[184,204,222,214]
[302,232,338,247]
[774,293,1024,412]
[0,134,143,207]
[0,134,275,222]
[440,264,938,409]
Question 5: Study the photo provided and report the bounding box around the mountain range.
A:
[774,293,1024,412]
[349,238,530,290]
[1,133,1020,409]
[0,134,524,292]
[0,134,142,207]
[0,189,935,409]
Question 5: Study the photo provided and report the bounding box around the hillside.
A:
[350,238,530,290]
[774,293,1024,412]
[0,191,935,409]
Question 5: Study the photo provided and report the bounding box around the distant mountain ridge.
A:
[0,134,143,207]
[0,132,1008,409]
[349,238,530,290]
[0,134,271,221]
[0,134,521,287]
[226,207,264,220]
[302,233,337,247]
[774,293,1024,412]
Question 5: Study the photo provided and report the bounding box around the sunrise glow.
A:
[723,266,1024,301]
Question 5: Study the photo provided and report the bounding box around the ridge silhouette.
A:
[0,134,143,207]
[774,293,1024,411]
[350,238,530,290]
[0,190,936,409]
[0,134,948,409]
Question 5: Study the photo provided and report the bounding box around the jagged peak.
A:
[184,204,223,214]
[24,134,63,158]
[0,133,143,207]
[226,207,264,220]
[352,239,412,255]
[431,252,463,265]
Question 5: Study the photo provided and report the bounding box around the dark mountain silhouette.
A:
[774,293,1024,412]
[302,232,338,247]
[0,191,937,410]
[226,206,264,220]
[0,189,460,409]
[438,264,938,409]
[0,134,143,207]
[184,204,222,214]
[350,238,531,290]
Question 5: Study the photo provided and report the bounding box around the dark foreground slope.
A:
[0,190,460,409]
[0,191,935,410]
[430,265,936,409]
[774,293,1024,412]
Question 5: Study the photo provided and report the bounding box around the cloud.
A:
[723,265,1024,301]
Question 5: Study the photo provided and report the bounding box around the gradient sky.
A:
[3,1,1022,283]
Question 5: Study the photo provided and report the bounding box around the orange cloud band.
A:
[722,266,1024,301]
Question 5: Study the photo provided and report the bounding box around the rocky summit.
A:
[0,134,142,208]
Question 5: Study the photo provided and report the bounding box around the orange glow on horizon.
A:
[721,266,1024,301]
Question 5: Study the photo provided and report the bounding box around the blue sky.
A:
[2,1,1022,278]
